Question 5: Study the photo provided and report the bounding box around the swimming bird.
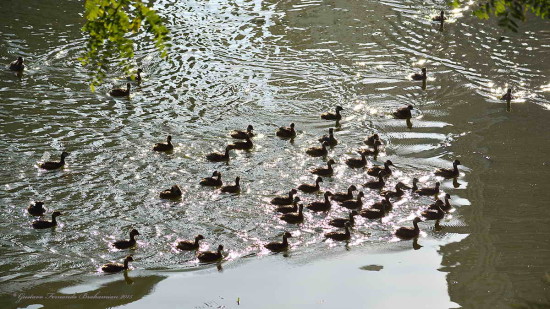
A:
[197,245,224,263]
[264,232,292,252]
[270,189,298,205]
[229,135,253,150]
[306,141,329,157]
[159,185,182,199]
[153,135,173,152]
[358,140,382,156]
[318,128,338,146]
[177,234,205,250]
[206,145,233,162]
[429,194,452,212]
[422,203,445,220]
[306,191,333,212]
[364,133,380,146]
[200,171,222,186]
[393,104,414,119]
[360,207,386,219]
[102,255,134,273]
[415,182,440,196]
[435,159,461,178]
[411,68,427,81]
[367,160,394,177]
[276,123,296,138]
[433,11,447,22]
[395,217,422,239]
[38,151,69,170]
[297,176,323,193]
[220,176,240,193]
[381,182,406,199]
[110,83,131,97]
[113,229,140,249]
[321,106,344,120]
[280,204,304,224]
[231,125,254,139]
[501,88,513,101]
[331,185,357,202]
[371,195,392,212]
[310,159,335,176]
[275,197,300,214]
[9,57,25,71]
[364,172,385,190]
[324,222,351,241]
[329,211,358,228]
[32,211,62,229]
[340,191,364,210]
[345,152,367,168]
[27,201,46,216]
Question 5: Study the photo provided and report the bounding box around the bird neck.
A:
[282,235,288,245]
[194,237,201,246]
[124,259,130,269]
[129,233,136,242]
[51,215,57,224]
[445,197,450,207]
[349,214,355,224]
[413,221,419,231]
[345,226,350,236]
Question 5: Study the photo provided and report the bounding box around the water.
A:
[1,0,549,308]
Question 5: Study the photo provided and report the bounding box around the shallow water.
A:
[1,0,549,308]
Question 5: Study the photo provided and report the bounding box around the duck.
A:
[381,182,406,199]
[415,182,440,196]
[32,211,62,229]
[229,135,253,150]
[264,232,292,252]
[101,255,134,273]
[393,104,414,119]
[220,177,240,193]
[395,217,422,239]
[306,141,329,157]
[297,176,323,193]
[197,245,224,263]
[371,195,392,212]
[364,133,380,146]
[329,211,358,228]
[360,207,386,219]
[113,229,140,249]
[321,106,344,120]
[421,203,445,220]
[276,123,296,138]
[177,234,205,250]
[38,151,69,170]
[367,160,394,177]
[200,171,222,186]
[501,88,513,101]
[435,159,461,178]
[331,185,357,202]
[110,83,131,97]
[153,135,174,152]
[206,145,233,162]
[9,56,25,71]
[306,191,333,212]
[324,222,351,241]
[411,68,427,81]
[340,191,365,210]
[358,140,382,156]
[280,204,304,224]
[159,185,182,199]
[271,189,298,205]
[345,152,367,168]
[275,197,300,214]
[310,159,336,176]
[430,194,452,212]
[127,68,143,82]
[27,201,46,216]
[364,172,385,190]
[231,125,254,139]
[433,10,447,22]
[318,128,338,146]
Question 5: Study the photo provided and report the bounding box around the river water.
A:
[1,0,549,308]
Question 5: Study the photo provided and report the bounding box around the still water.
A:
[1,0,549,308]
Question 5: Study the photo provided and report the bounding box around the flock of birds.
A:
[9,12,515,273]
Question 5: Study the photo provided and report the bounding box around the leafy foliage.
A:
[452,0,550,32]
[80,0,169,90]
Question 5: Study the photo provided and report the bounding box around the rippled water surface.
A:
[1,0,549,308]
